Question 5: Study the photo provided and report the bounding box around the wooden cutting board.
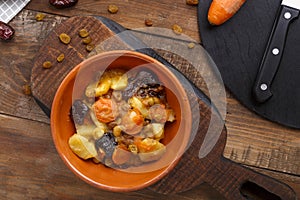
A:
[30,16,296,200]
[198,0,300,129]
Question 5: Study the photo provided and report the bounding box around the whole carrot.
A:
[208,0,246,26]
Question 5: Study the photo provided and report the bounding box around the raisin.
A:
[82,36,92,44]
[35,13,46,21]
[71,99,89,125]
[42,61,52,69]
[188,42,195,49]
[186,0,199,6]
[172,24,183,35]
[23,84,32,96]
[95,132,117,157]
[108,5,119,14]
[59,33,71,44]
[57,53,65,63]
[145,19,153,27]
[49,0,78,9]
[78,29,89,38]
[86,43,95,52]
[0,21,15,41]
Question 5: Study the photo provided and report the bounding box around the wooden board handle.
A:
[204,156,296,200]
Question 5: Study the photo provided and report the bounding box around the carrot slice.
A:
[208,0,246,26]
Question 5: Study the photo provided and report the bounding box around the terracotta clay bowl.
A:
[51,50,192,192]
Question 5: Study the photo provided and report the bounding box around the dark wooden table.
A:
[1,1,299,199]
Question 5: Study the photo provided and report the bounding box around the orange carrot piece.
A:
[208,0,246,26]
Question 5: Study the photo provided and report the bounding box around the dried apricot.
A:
[93,98,119,123]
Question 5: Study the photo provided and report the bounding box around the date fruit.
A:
[0,21,15,41]
[49,0,78,9]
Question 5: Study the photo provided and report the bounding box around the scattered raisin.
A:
[71,99,89,125]
[172,24,182,35]
[82,36,92,44]
[0,21,15,40]
[35,13,46,21]
[59,33,71,44]
[108,5,119,14]
[23,84,32,95]
[78,28,89,38]
[43,61,52,69]
[144,19,153,27]
[186,0,199,6]
[57,53,65,62]
[49,0,78,9]
[86,43,95,52]
[188,42,195,49]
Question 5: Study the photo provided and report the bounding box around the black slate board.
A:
[198,0,300,129]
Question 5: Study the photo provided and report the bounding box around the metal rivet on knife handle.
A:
[252,0,300,103]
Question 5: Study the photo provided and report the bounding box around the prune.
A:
[0,21,15,40]
[71,100,89,125]
[136,83,165,99]
[122,71,159,99]
[95,132,117,157]
[49,0,78,9]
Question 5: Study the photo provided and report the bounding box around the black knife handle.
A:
[253,6,299,103]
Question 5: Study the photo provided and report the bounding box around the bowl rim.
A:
[50,50,192,192]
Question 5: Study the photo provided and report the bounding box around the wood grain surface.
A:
[29,15,296,199]
[0,1,299,199]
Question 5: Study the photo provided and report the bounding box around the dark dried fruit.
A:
[59,33,71,44]
[71,99,89,125]
[49,0,78,9]
[122,71,159,99]
[42,61,52,69]
[95,132,117,157]
[0,21,15,40]
[136,84,165,99]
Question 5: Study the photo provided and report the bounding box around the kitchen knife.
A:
[253,0,299,103]
[0,0,30,23]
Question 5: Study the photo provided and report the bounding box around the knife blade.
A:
[0,0,30,23]
[252,0,300,103]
